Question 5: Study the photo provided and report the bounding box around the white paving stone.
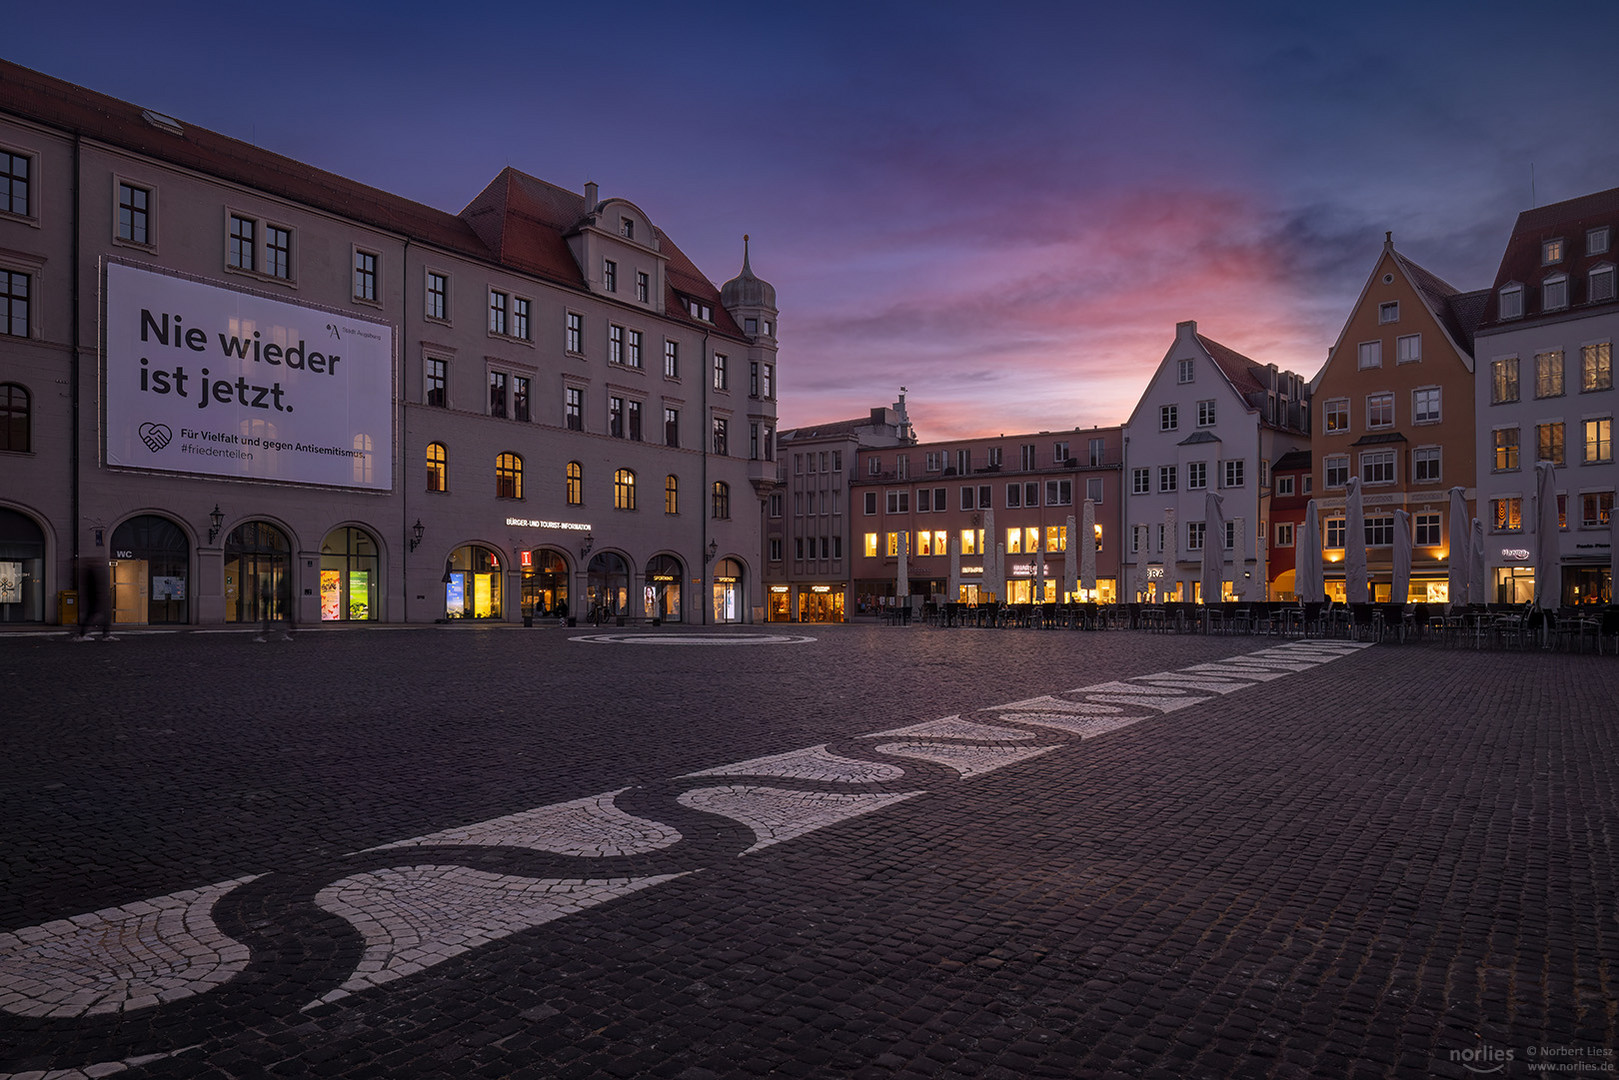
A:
[992,713,1149,737]
[681,745,904,783]
[0,879,258,1019]
[863,716,1036,741]
[995,695,1127,715]
[367,789,681,857]
[872,742,1060,779]
[310,866,685,1005]
[676,786,923,854]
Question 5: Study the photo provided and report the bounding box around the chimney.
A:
[584,181,599,208]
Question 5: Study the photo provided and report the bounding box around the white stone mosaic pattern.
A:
[1130,673,1258,695]
[0,1047,198,1080]
[996,695,1128,716]
[366,789,681,857]
[681,746,904,783]
[0,878,258,1019]
[865,716,1036,741]
[994,713,1147,738]
[871,742,1061,779]
[676,786,922,854]
[310,867,684,1005]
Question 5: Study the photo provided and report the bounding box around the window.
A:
[1499,284,1524,320]
[1159,465,1177,492]
[1187,522,1205,551]
[1538,422,1565,466]
[1045,479,1072,506]
[513,298,531,341]
[426,442,446,491]
[769,539,782,562]
[686,298,713,322]
[609,396,624,438]
[868,456,881,476]
[1325,455,1349,488]
[864,492,878,515]
[614,468,636,510]
[762,364,774,400]
[566,387,584,430]
[264,225,291,280]
[664,407,679,447]
[1277,475,1294,497]
[1367,393,1394,428]
[1131,468,1150,494]
[609,325,623,364]
[495,453,523,499]
[769,493,782,518]
[750,423,760,460]
[1361,450,1395,485]
[426,272,448,320]
[1491,357,1520,403]
[604,260,617,293]
[1045,525,1067,552]
[863,533,879,558]
[1223,459,1245,488]
[1493,428,1520,471]
[489,371,508,419]
[117,182,150,245]
[626,399,641,441]
[1053,440,1069,463]
[1358,341,1381,369]
[1590,265,1616,303]
[1544,275,1568,311]
[959,486,974,510]
[513,376,530,422]
[1396,334,1421,364]
[713,354,728,390]
[712,416,728,455]
[566,462,582,505]
[712,481,731,519]
[1,383,30,452]
[1177,358,1195,383]
[1187,462,1207,490]
[1585,417,1614,463]
[1378,301,1399,323]
[228,214,255,270]
[1365,515,1395,547]
[1274,522,1294,547]
[1325,518,1346,549]
[1324,398,1349,433]
[1024,481,1039,506]
[1407,386,1439,425]
[1583,343,1612,392]
[1413,446,1441,483]
[1535,351,1565,397]
[353,250,377,301]
[957,449,971,473]
[0,150,30,217]
[1492,497,1522,531]
[978,484,991,507]
[636,272,649,303]
[1160,404,1178,431]
[1415,512,1442,546]
[488,290,508,335]
[1197,400,1216,427]
[567,313,583,354]
[626,329,642,368]
[887,490,909,513]
[1543,238,1565,265]
[426,358,447,407]
[1006,483,1021,509]
[917,488,932,513]
[986,447,1002,468]
[1021,444,1036,471]
[1086,477,1103,503]
[659,340,679,380]
[1581,492,1614,527]
[925,452,941,473]
[1089,438,1105,466]
[1589,228,1611,256]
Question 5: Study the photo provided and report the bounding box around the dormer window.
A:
[745,317,758,335]
[685,298,713,322]
[1543,238,1565,265]
[1378,301,1399,324]
[1499,283,1524,320]
[620,218,635,240]
[1544,274,1569,311]
[1588,227,1611,256]
[1591,264,1616,303]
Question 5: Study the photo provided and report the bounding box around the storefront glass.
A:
[446,544,502,619]
[1565,566,1612,605]
[110,514,189,624]
[645,554,684,622]
[1492,567,1534,605]
[712,557,743,623]
[224,522,291,624]
[795,586,844,622]
[522,549,571,619]
[767,586,791,621]
[0,508,45,623]
[587,552,629,619]
[320,526,380,621]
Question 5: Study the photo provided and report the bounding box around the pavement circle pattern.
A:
[0,639,1370,1078]
[566,631,817,645]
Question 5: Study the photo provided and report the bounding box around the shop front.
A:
[446,544,503,619]
[0,507,45,623]
[795,584,844,622]
[224,521,291,624]
[110,514,189,625]
[767,585,791,622]
[521,549,571,619]
[645,554,684,622]
[320,526,380,621]
[711,557,744,623]
[587,551,629,620]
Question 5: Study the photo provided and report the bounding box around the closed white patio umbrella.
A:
[1392,509,1413,604]
[1163,506,1178,601]
[947,531,961,606]
[1297,500,1324,602]
[1231,517,1248,602]
[1534,460,1560,610]
[1469,518,1487,605]
[1447,486,1469,609]
[1200,492,1226,606]
[983,506,997,602]
[896,528,909,605]
[1076,507,1091,598]
[1344,476,1367,604]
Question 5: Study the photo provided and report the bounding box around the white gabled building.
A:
[1121,320,1310,603]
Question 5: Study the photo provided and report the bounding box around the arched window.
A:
[426,442,447,491]
[566,461,582,505]
[614,468,636,510]
[496,452,523,499]
[665,474,679,515]
[712,480,730,519]
[352,433,374,485]
[0,383,28,452]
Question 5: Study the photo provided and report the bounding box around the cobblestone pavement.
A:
[1,625,1616,1079]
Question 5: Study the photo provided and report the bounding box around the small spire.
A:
[742,234,752,276]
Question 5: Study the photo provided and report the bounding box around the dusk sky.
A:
[10,2,1619,440]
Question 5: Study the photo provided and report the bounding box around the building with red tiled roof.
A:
[1122,321,1311,603]
[0,60,777,626]
[1307,234,1485,603]
[1473,186,1619,605]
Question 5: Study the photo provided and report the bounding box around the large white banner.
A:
[104,262,393,490]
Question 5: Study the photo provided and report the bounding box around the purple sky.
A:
[10,2,1619,439]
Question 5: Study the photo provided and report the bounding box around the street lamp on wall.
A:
[705,539,718,564]
[207,505,224,544]
[408,519,425,552]
[580,533,594,558]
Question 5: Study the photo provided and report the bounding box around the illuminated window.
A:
[1491,357,1520,403]
[566,461,582,505]
[426,442,446,492]
[1583,343,1613,392]
[1543,238,1564,265]
[864,533,879,558]
[1585,417,1614,463]
[665,474,678,515]
[1535,351,1565,397]
[614,468,636,510]
[1581,492,1614,527]
[1492,497,1522,531]
[1537,422,1565,466]
[1324,398,1349,432]
[1493,428,1520,471]
[495,452,523,499]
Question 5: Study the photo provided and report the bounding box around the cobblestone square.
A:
[1,625,1615,1078]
